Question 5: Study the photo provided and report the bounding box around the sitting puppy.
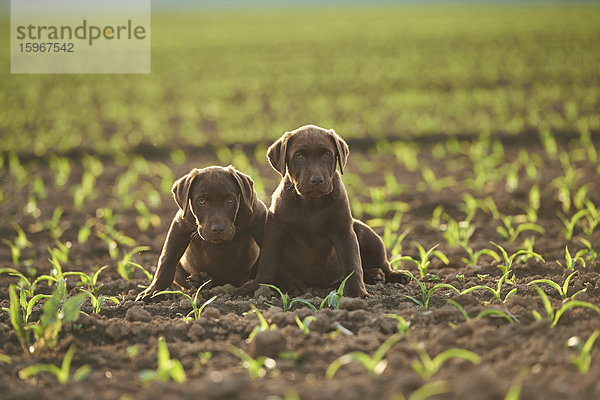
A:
[237,125,409,298]
[136,166,267,301]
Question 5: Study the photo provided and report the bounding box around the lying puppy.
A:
[237,125,409,298]
[136,166,267,301]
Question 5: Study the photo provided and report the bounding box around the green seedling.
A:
[0,267,54,297]
[572,185,589,211]
[77,218,96,244]
[43,208,64,240]
[516,236,537,263]
[504,162,520,192]
[47,253,67,287]
[295,315,316,336]
[528,271,585,300]
[117,246,152,281]
[460,271,518,303]
[460,245,501,267]
[496,215,545,244]
[459,195,500,220]
[127,345,139,359]
[429,205,445,230]
[8,152,29,188]
[2,222,32,266]
[228,344,276,379]
[384,171,408,196]
[247,305,277,341]
[72,171,99,210]
[48,240,71,265]
[577,238,597,262]
[362,186,410,218]
[320,271,354,309]
[446,299,515,323]
[139,337,186,383]
[48,155,71,188]
[558,209,587,241]
[197,351,212,365]
[582,200,599,240]
[0,353,11,364]
[96,231,119,260]
[401,271,460,309]
[379,212,410,256]
[135,200,161,231]
[4,286,51,325]
[393,141,419,172]
[578,128,598,163]
[551,155,580,213]
[326,333,403,378]
[531,286,600,328]
[504,370,527,400]
[567,330,599,374]
[260,284,317,312]
[81,289,120,314]
[440,214,475,248]
[4,285,31,351]
[19,345,90,384]
[384,314,411,334]
[491,242,544,275]
[391,380,450,400]
[392,243,449,278]
[153,281,216,320]
[556,245,586,270]
[31,282,86,353]
[411,344,481,380]
[64,265,108,296]
[525,184,541,223]
[416,166,456,192]
[540,129,558,158]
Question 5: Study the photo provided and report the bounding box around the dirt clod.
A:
[249,330,286,357]
[338,297,368,310]
[125,305,152,322]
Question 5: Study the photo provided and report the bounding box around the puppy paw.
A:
[234,281,259,297]
[135,286,157,302]
[363,268,385,284]
[387,270,412,285]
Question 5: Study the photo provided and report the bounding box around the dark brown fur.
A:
[237,125,408,298]
[136,166,267,301]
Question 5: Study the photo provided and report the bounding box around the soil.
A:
[1,134,599,400]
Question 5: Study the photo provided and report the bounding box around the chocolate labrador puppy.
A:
[237,125,409,298]
[136,166,267,301]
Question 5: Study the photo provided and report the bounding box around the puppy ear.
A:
[267,132,291,176]
[172,169,200,213]
[228,166,255,213]
[329,129,349,174]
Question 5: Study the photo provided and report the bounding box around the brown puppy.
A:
[237,125,408,298]
[136,166,267,301]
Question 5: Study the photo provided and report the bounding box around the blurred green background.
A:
[1,3,599,156]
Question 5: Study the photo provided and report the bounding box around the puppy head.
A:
[172,166,255,243]
[267,125,349,197]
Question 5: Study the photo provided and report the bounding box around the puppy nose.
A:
[210,224,226,233]
[309,175,324,185]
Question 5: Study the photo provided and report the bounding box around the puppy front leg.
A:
[333,229,369,298]
[236,213,282,296]
[136,214,194,301]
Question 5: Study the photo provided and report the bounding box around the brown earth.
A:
[1,135,599,400]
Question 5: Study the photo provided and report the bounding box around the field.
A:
[1,4,600,400]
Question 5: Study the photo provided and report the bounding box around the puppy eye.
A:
[323,151,332,159]
[198,199,206,205]
[294,152,304,160]
[226,197,235,204]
